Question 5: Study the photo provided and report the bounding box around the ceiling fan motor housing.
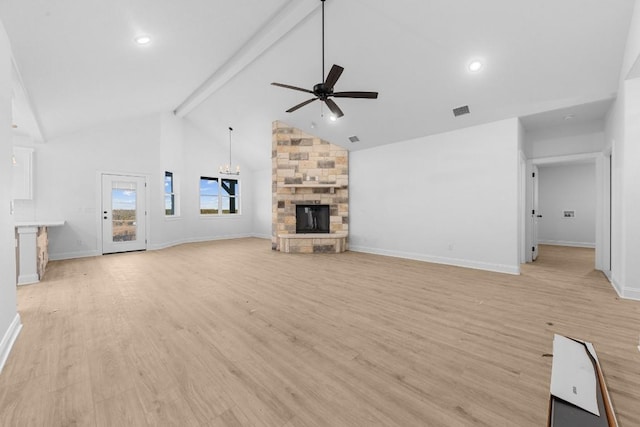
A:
[313,83,332,99]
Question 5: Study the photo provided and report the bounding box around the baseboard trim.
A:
[538,240,595,248]
[608,275,624,298]
[349,245,520,275]
[49,250,101,261]
[147,234,258,251]
[602,273,640,301]
[250,233,271,240]
[51,235,265,259]
[0,313,22,374]
[623,287,640,301]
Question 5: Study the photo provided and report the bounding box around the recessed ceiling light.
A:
[134,35,151,45]
[468,60,483,72]
[328,114,338,122]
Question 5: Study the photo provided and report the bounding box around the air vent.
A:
[348,135,360,143]
[453,105,470,117]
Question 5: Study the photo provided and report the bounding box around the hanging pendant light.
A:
[219,126,240,175]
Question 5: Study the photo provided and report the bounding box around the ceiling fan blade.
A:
[286,97,318,113]
[324,98,344,118]
[333,91,379,99]
[324,64,344,90]
[271,82,314,94]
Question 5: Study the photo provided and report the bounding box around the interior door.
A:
[531,165,540,261]
[101,174,147,254]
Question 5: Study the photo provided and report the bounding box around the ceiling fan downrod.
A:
[321,0,325,83]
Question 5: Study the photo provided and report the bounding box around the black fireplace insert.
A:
[296,204,330,234]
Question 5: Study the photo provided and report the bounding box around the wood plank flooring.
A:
[1,239,639,426]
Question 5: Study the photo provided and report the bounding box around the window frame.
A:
[164,171,176,216]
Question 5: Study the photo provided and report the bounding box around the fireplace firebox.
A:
[296,205,330,234]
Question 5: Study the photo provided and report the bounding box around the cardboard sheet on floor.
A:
[547,334,618,427]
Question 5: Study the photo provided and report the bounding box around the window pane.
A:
[221,179,237,197]
[200,177,218,196]
[164,171,173,193]
[200,196,219,214]
[164,194,175,215]
[112,186,137,241]
[200,177,219,214]
[221,197,238,214]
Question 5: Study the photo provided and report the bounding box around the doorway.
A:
[101,174,147,254]
[525,153,609,270]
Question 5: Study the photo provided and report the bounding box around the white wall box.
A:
[11,146,33,200]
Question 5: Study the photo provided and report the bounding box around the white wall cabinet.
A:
[12,146,33,200]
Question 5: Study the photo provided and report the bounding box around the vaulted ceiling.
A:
[2,0,635,170]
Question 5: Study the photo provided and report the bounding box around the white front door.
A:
[101,174,147,254]
[531,166,540,261]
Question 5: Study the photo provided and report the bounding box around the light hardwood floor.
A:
[1,239,639,426]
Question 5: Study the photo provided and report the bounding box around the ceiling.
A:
[2,0,635,170]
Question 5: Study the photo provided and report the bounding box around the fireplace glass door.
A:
[296,205,330,234]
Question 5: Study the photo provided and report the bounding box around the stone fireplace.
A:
[272,121,348,253]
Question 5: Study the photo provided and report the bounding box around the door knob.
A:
[536,214,543,218]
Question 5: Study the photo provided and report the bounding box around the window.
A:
[164,171,175,216]
[199,176,239,215]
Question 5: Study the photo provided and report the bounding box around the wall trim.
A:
[349,245,520,275]
[623,287,640,301]
[0,313,22,375]
[49,249,101,261]
[51,235,267,259]
[147,234,256,251]
[538,240,596,248]
[251,233,271,240]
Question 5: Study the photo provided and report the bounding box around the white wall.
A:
[179,121,255,244]
[15,113,258,260]
[604,0,640,300]
[620,0,640,81]
[251,165,272,239]
[537,163,596,248]
[350,118,521,275]
[31,114,161,259]
[621,77,640,299]
[0,19,21,373]
[524,121,606,159]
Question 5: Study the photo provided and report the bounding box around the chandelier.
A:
[219,126,240,175]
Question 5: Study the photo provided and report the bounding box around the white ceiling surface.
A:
[2,0,636,171]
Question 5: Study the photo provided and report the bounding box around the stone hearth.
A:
[272,121,348,253]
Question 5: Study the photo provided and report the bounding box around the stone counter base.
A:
[279,233,348,254]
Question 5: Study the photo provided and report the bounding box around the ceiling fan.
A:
[271,0,378,119]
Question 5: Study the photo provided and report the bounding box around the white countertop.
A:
[15,220,65,228]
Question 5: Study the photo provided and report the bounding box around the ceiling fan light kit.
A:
[271,0,378,119]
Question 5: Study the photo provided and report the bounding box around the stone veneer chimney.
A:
[272,121,349,253]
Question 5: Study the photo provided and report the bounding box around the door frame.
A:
[524,152,608,269]
[96,171,150,255]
